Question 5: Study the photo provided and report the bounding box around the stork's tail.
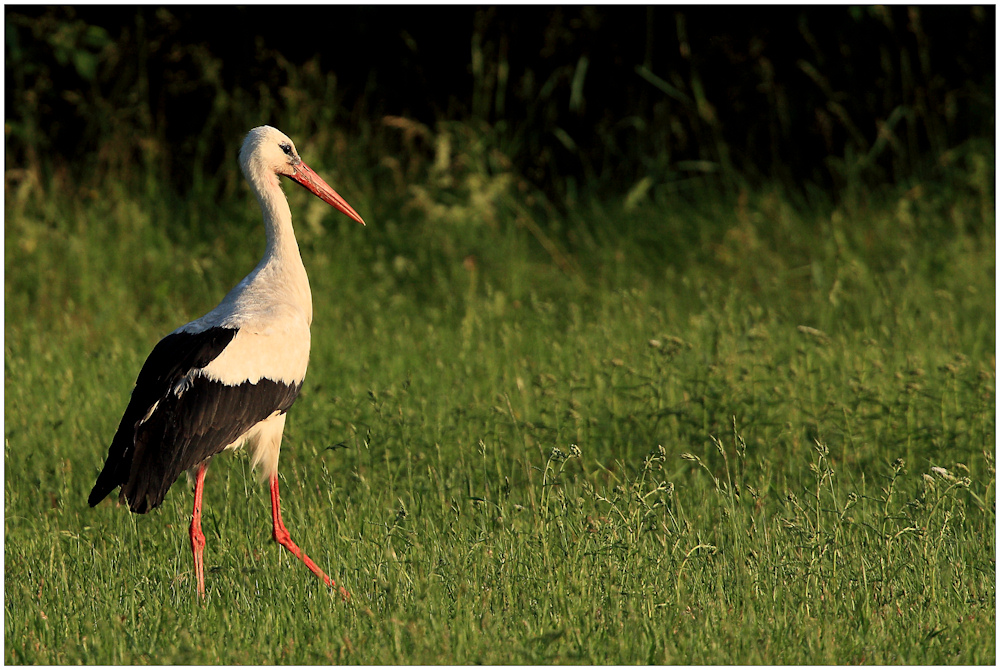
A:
[88,410,144,510]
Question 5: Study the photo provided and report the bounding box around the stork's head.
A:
[239,125,365,225]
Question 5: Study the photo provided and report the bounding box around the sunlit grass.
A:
[4,171,995,663]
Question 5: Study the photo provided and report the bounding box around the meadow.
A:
[4,132,995,664]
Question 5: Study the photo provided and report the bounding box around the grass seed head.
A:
[812,438,829,457]
[930,466,955,481]
[711,435,725,457]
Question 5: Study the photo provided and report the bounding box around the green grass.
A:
[4,169,995,663]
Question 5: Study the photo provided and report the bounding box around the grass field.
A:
[4,160,995,663]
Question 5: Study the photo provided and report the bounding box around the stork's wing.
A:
[88,326,300,513]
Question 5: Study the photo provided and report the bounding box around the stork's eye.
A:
[280,143,293,156]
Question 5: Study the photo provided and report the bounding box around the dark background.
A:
[5,5,995,205]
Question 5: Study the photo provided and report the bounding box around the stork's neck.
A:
[247,171,313,320]
[252,173,302,263]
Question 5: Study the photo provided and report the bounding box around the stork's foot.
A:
[269,474,350,600]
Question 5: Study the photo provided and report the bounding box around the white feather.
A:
[226,411,287,482]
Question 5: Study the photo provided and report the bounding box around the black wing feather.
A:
[88,326,300,513]
[89,327,236,508]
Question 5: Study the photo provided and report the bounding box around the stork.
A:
[88,126,364,599]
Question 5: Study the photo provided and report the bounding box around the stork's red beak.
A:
[288,160,366,226]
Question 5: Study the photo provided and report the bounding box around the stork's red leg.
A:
[190,461,208,598]
[269,474,349,600]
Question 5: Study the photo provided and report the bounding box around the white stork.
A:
[88,126,364,599]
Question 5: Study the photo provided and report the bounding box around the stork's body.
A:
[89,126,364,598]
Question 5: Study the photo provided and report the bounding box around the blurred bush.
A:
[4,5,995,212]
